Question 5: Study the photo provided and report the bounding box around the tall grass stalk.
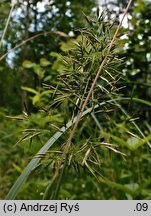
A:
[52,0,133,184]
[0,31,68,61]
[0,2,15,49]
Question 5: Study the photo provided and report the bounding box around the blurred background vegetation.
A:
[0,0,151,199]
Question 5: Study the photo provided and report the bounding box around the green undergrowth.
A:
[1,11,151,200]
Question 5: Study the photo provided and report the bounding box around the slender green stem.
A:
[0,3,15,49]
[0,31,68,61]
[53,157,67,199]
